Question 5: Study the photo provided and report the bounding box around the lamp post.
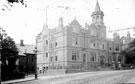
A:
[33,38,38,79]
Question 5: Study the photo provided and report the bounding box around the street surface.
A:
[4,70,135,84]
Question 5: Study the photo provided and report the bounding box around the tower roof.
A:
[94,0,101,12]
[91,0,104,17]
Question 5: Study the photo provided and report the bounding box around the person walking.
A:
[112,61,116,70]
[118,61,122,70]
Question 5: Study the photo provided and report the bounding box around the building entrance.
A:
[100,55,105,66]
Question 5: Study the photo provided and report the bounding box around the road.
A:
[15,70,135,84]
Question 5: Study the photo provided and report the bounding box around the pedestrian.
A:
[130,66,133,69]
[65,69,68,74]
[112,61,116,70]
[98,66,101,70]
[118,62,121,70]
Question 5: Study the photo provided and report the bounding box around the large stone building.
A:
[36,1,124,72]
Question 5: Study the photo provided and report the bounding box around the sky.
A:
[0,0,135,44]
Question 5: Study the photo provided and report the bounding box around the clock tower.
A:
[91,0,104,25]
[90,1,106,38]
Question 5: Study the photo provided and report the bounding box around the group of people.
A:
[112,61,122,70]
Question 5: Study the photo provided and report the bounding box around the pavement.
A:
[126,77,135,83]
[1,77,36,84]
[1,73,74,84]
[1,71,105,84]
[1,70,135,84]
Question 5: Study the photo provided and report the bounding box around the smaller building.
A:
[16,40,36,75]
[121,31,134,50]
[120,31,134,64]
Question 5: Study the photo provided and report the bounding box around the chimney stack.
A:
[20,40,24,46]
[58,17,63,28]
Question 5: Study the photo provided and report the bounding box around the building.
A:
[120,31,134,64]
[36,1,123,72]
[16,40,36,75]
[121,31,134,50]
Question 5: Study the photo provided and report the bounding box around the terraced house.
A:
[36,1,124,73]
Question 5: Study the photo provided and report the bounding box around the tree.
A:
[1,36,19,81]
[1,0,27,11]
[2,36,18,65]
[7,0,26,6]
[128,39,135,54]
[122,39,135,64]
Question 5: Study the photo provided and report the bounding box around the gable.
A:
[70,19,81,27]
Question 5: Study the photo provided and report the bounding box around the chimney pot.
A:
[20,40,24,46]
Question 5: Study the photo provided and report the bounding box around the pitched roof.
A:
[70,18,81,26]
[16,44,35,56]
[94,0,101,12]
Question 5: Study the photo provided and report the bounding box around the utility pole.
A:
[33,37,38,79]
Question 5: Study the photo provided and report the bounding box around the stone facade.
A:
[36,1,123,71]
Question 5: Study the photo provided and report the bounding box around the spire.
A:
[94,0,101,12]
[91,0,104,24]
[91,0,104,16]
[45,8,48,26]
[58,16,63,28]
[43,7,48,28]
[74,16,77,20]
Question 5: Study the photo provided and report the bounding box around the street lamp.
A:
[33,38,38,79]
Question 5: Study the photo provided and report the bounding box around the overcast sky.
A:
[0,0,135,44]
